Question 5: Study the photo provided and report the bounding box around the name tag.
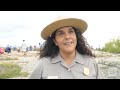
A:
[47,76,59,79]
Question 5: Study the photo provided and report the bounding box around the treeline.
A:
[96,38,120,53]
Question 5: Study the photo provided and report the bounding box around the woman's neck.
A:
[59,50,76,65]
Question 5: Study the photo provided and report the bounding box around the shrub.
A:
[100,38,120,53]
[0,63,21,79]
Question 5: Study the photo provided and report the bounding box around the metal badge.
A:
[83,67,89,76]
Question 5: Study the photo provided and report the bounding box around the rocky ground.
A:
[92,50,120,79]
[0,50,120,79]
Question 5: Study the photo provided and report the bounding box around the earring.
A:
[56,43,57,46]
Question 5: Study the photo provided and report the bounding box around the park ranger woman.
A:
[28,17,104,79]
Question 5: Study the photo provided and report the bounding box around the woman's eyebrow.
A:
[57,29,64,33]
[59,27,73,31]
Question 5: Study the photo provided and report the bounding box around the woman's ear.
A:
[53,39,57,46]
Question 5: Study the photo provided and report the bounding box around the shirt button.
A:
[68,69,71,71]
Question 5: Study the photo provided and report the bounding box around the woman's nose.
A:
[65,33,70,40]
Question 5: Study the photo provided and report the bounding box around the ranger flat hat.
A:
[41,17,88,40]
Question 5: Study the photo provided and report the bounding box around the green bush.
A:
[100,38,120,53]
[5,57,18,60]
[0,63,21,79]
[0,57,18,61]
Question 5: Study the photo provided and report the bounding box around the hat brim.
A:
[41,18,88,40]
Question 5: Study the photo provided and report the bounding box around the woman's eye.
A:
[69,30,74,33]
[58,33,63,36]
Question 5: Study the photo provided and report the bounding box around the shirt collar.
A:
[51,51,85,65]
[51,53,63,64]
[74,51,85,65]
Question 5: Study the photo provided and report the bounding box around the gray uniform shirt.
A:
[28,51,104,79]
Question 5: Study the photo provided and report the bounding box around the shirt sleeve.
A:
[28,60,43,79]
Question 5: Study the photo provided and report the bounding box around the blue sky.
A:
[0,11,120,48]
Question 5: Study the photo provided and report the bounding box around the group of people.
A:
[0,40,27,55]
[28,17,104,79]
[0,45,11,54]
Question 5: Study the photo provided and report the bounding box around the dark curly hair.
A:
[40,27,95,58]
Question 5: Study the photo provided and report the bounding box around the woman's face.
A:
[54,26,77,54]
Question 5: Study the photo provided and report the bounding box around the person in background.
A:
[28,17,104,79]
[21,40,27,56]
[5,45,11,54]
[30,45,32,51]
[39,42,41,48]
[0,46,4,54]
